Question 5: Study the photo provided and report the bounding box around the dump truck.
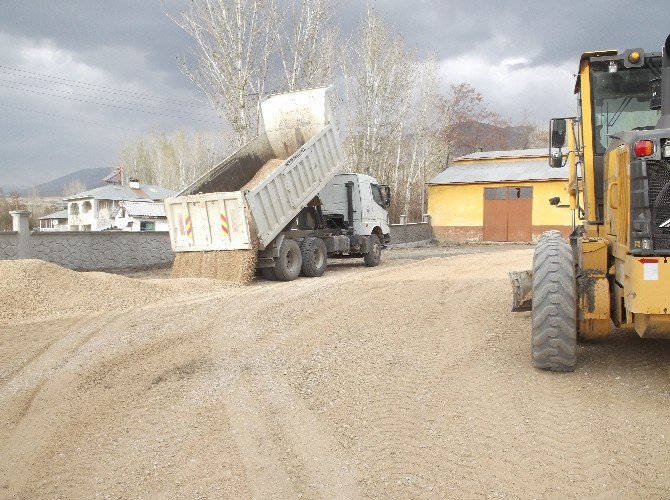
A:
[510,34,670,371]
[164,87,391,281]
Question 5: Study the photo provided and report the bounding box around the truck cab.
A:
[319,173,391,245]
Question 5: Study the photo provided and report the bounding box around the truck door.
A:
[359,180,388,231]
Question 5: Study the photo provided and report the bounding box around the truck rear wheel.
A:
[531,231,577,372]
[274,239,302,281]
[363,234,382,267]
[300,237,327,277]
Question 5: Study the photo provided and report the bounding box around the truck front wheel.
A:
[363,234,382,267]
[274,239,302,281]
[300,237,328,277]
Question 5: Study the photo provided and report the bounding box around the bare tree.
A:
[0,191,10,230]
[62,180,87,197]
[167,0,277,145]
[402,54,452,216]
[343,9,460,220]
[275,0,340,90]
[343,7,416,199]
[118,128,225,191]
[441,82,509,160]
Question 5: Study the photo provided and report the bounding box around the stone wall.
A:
[0,232,18,259]
[389,215,434,247]
[31,232,174,271]
[1,211,433,270]
[0,210,174,270]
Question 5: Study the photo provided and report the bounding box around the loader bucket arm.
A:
[509,270,533,312]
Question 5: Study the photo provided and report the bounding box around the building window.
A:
[484,187,508,200]
[140,221,155,232]
[509,187,533,199]
[484,187,533,200]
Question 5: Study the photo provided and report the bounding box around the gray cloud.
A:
[1,0,669,186]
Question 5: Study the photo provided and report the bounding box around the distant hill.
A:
[450,122,543,160]
[3,168,111,197]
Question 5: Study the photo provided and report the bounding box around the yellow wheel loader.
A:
[511,34,670,371]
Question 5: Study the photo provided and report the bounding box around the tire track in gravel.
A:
[221,371,298,499]
[255,368,360,498]
[275,256,507,498]
[443,274,613,498]
[0,283,257,496]
[0,259,386,497]
[362,284,479,497]
[3,247,670,497]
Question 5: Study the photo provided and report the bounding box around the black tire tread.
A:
[274,239,302,281]
[364,234,382,267]
[300,237,327,277]
[531,231,577,372]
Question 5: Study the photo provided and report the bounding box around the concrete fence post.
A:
[399,214,407,225]
[422,214,433,239]
[10,210,32,259]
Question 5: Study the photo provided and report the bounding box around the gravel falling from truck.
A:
[171,159,283,283]
[172,250,257,283]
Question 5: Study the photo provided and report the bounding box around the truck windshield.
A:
[590,58,660,155]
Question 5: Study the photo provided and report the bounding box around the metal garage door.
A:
[483,187,532,241]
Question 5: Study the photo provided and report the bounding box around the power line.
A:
[0,102,141,132]
[0,64,211,109]
[0,77,219,118]
[0,82,223,125]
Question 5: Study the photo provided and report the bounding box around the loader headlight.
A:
[633,237,652,250]
[662,140,670,158]
[628,51,641,64]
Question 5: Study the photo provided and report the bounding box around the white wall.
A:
[113,214,169,232]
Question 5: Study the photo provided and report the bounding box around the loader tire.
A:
[531,231,577,372]
[300,237,327,277]
[274,239,302,281]
[363,234,382,267]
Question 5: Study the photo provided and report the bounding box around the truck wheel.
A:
[261,267,276,281]
[363,234,382,267]
[274,239,302,281]
[531,231,577,372]
[300,237,327,277]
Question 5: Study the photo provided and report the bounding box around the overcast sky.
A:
[0,0,668,187]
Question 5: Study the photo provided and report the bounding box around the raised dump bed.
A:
[164,87,344,253]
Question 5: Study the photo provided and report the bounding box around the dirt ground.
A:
[1,245,670,498]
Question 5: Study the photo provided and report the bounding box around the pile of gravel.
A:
[0,259,211,322]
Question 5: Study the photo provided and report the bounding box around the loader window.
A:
[591,59,660,154]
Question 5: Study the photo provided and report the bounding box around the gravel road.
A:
[1,246,670,498]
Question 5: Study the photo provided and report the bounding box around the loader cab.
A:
[574,50,662,225]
